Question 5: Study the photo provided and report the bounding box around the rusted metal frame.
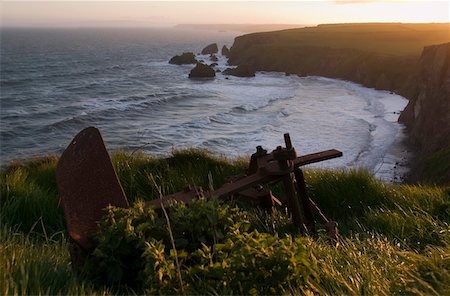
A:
[148,134,341,234]
[294,167,339,240]
[274,134,306,231]
[236,187,282,210]
[294,168,316,233]
[282,172,308,231]
[293,149,343,167]
[146,168,280,208]
[145,150,343,209]
[247,146,270,175]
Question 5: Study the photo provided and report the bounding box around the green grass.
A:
[423,148,450,185]
[238,23,450,57]
[1,150,449,295]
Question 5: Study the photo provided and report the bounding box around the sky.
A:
[1,1,449,28]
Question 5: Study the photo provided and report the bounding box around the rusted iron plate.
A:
[56,127,129,250]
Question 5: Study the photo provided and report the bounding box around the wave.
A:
[2,41,409,182]
[46,91,198,129]
[1,77,34,86]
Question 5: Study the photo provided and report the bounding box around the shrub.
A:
[84,199,316,294]
[179,230,315,295]
[84,199,250,286]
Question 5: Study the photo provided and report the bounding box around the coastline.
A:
[226,25,450,184]
[374,128,413,183]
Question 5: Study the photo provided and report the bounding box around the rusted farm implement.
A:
[56,127,342,267]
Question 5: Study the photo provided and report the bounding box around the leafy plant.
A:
[83,199,249,286]
[181,230,315,295]
[84,199,316,294]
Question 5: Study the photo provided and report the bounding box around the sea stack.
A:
[210,54,218,62]
[222,45,230,57]
[169,52,197,65]
[189,62,216,78]
[201,43,218,55]
[223,64,256,77]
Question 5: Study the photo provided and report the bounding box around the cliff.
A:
[399,43,450,183]
[228,24,449,93]
[229,43,415,92]
[227,23,450,183]
[400,43,450,151]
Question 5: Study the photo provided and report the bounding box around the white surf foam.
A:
[160,73,409,183]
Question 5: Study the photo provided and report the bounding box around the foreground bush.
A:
[84,199,316,295]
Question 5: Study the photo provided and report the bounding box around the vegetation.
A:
[234,23,450,58]
[1,150,449,295]
[423,148,450,185]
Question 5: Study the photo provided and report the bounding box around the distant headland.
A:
[175,23,307,33]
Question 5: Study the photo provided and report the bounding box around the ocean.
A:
[0,28,408,181]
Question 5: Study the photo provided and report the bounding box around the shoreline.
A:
[374,128,413,184]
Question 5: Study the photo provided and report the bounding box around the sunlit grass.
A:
[1,150,449,294]
[0,226,114,295]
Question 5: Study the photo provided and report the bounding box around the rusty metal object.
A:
[146,148,342,208]
[145,133,341,239]
[56,127,129,256]
[57,128,342,267]
[294,168,316,233]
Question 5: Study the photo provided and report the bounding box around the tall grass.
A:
[112,149,247,204]
[304,235,450,295]
[1,150,449,294]
[0,157,64,237]
[0,226,114,295]
[305,170,450,249]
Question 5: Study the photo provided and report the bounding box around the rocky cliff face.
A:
[399,43,450,153]
[228,33,450,183]
[228,38,415,94]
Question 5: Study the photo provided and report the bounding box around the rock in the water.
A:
[189,62,216,78]
[210,62,218,67]
[169,52,197,65]
[223,64,256,77]
[201,43,218,55]
[210,54,218,62]
[222,45,230,57]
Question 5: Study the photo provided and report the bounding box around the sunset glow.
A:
[1,1,449,28]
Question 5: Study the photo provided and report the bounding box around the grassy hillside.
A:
[1,150,449,294]
[232,23,450,57]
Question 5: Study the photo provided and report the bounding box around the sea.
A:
[0,28,409,181]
